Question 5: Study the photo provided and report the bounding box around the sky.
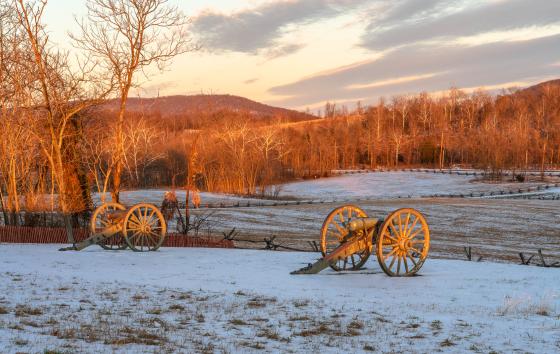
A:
[44,0,560,111]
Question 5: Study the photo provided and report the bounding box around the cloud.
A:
[244,78,259,85]
[362,0,560,50]
[268,34,560,107]
[192,0,367,55]
[262,43,305,60]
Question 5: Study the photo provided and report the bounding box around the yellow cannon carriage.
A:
[60,202,167,252]
[292,205,430,276]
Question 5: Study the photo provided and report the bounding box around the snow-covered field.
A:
[85,172,560,264]
[92,189,264,207]
[201,197,560,263]
[276,172,559,200]
[0,245,559,353]
[93,172,560,208]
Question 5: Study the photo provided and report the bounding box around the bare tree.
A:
[73,0,198,202]
[123,117,162,186]
[14,0,113,213]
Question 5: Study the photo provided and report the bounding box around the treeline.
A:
[144,83,560,196]
[1,2,560,216]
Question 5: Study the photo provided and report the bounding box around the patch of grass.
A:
[132,294,146,301]
[247,296,277,309]
[229,318,248,326]
[105,327,165,346]
[0,306,8,315]
[12,338,29,346]
[431,320,443,331]
[168,304,185,311]
[250,317,269,322]
[469,344,480,352]
[177,292,192,300]
[15,305,43,317]
[293,299,310,307]
[20,319,42,328]
[363,344,376,351]
[240,341,266,349]
[234,290,247,296]
[146,307,162,315]
[288,315,310,321]
[196,313,205,323]
[348,319,364,330]
[257,328,280,340]
[51,327,77,340]
[440,338,456,347]
[295,322,331,337]
[247,300,266,308]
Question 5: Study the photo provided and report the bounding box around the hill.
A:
[100,94,316,122]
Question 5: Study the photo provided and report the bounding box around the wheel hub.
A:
[397,237,410,252]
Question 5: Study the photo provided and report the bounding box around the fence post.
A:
[64,214,75,245]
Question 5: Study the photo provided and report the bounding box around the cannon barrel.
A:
[348,217,379,232]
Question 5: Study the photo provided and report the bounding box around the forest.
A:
[1,1,560,215]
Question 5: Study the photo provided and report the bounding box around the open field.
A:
[205,197,560,264]
[87,172,560,264]
[0,245,559,353]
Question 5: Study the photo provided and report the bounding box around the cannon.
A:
[292,205,430,276]
[59,202,167,252]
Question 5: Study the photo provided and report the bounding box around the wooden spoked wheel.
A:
[122,203,167,252]
[376,208,430,276]
[320,205,371,271]
[90,202,128,250]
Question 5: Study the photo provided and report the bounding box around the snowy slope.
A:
[277,172,554,200]
[0,245,558,353]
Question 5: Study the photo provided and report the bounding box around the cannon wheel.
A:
[90,202,128,250]
[376,208,430,276]
[320,205,371,271]
[122,203,167,252]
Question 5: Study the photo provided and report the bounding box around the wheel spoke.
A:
[384,247,398,260]
[403,256,409,273]
[403,212,411,238]
[130,212,142,226]
[337,211,345,225]
[388,254,397,270]
[408,227,423,240]
[388,222,399,238]
[383,232,398,243]
[332,220,346,236]
[397,256,401,275]
[406,217,419,238]
[407,252,418,266]
[397,214,403,236]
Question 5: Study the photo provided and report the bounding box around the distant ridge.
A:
[515,79,560,96]
[100,94,316,121]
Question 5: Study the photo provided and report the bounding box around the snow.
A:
[277,172,555,200]
[1,244,559,353]
[92,189,264,207]
[89,172,559,209]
